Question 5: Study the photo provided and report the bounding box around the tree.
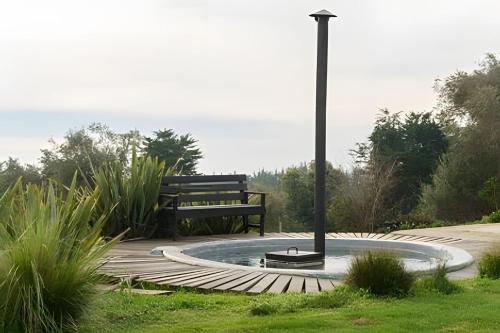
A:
[0,158,42,193]
[422,54,500,221]
[280,161,346,229]
[354,110,448,215]
[40,123,140,186]
[142,129,202,175]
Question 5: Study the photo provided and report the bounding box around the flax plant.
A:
[0,176,121,332]
[93,148,174,238]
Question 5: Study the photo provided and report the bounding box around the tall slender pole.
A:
[310,10,336,255]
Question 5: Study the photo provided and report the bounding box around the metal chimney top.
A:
[309,9,337,20]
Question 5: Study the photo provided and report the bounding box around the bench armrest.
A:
[159,193,178,199]
[159,193,179,208]
[244,191,266,206]
[245,191,266,195]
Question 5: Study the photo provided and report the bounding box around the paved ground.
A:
[101,229,471,293]
[395,223,500,279]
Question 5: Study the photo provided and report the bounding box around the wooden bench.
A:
[159,174,266,239]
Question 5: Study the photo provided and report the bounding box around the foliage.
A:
[0,158,42,193]
[142,129,202,176]
[327,162,396,232]
[346,251,415,296]
[249,169,282,188]
[479,244,500,279]
[0,176,120,332]
[422,54,500,221]
[479,177,500,211]
[40,123,141,186]
[80,279,500,333]
[354,110,447,217]
[414,263,460,295]
[92,148,171,238]
[177,216,245,236]
[280,162,346,230]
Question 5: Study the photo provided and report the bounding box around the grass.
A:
[346,251,414,296]
[79,278,500,333]
[479,244,500,278]
[0,177,121,332]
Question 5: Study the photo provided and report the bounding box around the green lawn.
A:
[80,279,500,333]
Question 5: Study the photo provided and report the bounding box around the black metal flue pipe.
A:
[310,10,336,255]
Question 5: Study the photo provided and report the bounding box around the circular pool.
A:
[155,238,474,279]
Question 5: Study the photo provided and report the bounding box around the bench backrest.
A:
[161,174,248,203]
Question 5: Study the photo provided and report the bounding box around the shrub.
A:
[93,148,174,238]
[0,177,121,332]
[479,245,500,279]
[415,263,459,294]
[346,251,414,296]
[489,210,500,223]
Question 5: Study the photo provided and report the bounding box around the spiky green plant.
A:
[346,251,414,297]
[93,149,173,238]
[0,177,120,332]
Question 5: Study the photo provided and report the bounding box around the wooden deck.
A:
[100,232,462,294]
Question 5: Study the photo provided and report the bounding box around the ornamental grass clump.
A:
[346,251,414,297]
[92,148,174,238]
[416,263,460,294]
[0,177,121,332]
[478,244,500,279]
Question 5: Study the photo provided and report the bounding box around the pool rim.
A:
[152,237,474,278]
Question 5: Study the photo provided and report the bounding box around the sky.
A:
[0,0,499,174]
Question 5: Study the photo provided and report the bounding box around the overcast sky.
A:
[0,0,498,174]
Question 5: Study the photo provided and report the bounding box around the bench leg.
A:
[243,215,249,233]
[171,217,178,241]
[259,214,265,236]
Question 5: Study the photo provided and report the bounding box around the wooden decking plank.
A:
[231,273,269,292]
[215,271,265,291]
[247,273,280,293]
[389,234,406,241]
[140,268,205,283]
[267,275,292,294]
[110,268,188,278]
[159,269,222,285]
[198,271,250,289]
[377,233,394,239]
[175,270,237,287]
[287,276,305,293]
[185,270,244,288]
[318,279,335,291]
[304,277,319,293]
[325,233,337,239]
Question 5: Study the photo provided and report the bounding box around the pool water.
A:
[182,238,450,278]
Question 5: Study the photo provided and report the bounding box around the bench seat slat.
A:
[172,193,246,203]
[167,204,263,219]
[161,183,247,193]
[163,174,247,184]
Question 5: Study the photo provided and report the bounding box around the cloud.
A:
[0,0,499,172]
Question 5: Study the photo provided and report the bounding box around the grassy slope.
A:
[80,279,500,333]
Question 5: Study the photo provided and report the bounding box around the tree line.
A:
[250,54,500,232]
[2,54,499,234]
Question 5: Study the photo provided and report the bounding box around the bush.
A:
[415,263,459,294]
[489,210,500,223]
[346,251,414,296]
[93,148,174,238]
[0,177,121,332]
[479,245,500,279]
